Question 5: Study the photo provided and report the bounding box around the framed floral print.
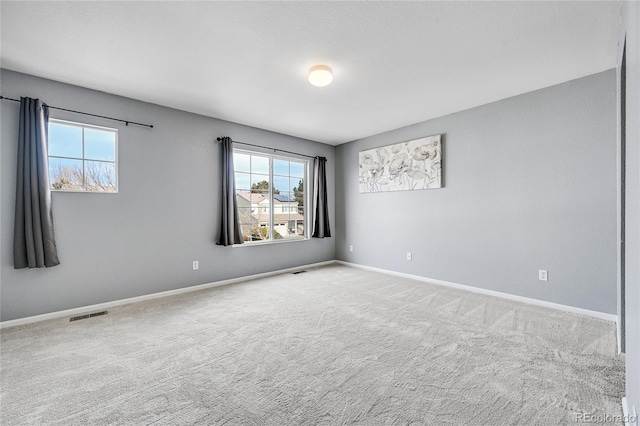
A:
[359,134,442,193]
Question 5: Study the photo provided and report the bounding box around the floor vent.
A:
[69,310,108,322]
[292,270,307,275]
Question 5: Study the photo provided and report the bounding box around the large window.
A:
[48,119,118,192]
[234,149,307,243]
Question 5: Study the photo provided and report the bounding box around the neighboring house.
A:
[237,192,304,238]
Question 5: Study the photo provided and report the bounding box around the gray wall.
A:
[620,1,640,417]
[336,70,617,315]
[0,69,335,322]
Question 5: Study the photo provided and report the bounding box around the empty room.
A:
[1,1,639,425]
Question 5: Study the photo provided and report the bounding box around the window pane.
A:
[290,181,299,194]
[250,192,267,204]
[273,159,289,176]
[84,161,116,192]
[49,157,83,190]
[278,191,294,202]
[237,207,255,225]
[290,161,305,178]
[253,192,269,223]
[236,192,251,208]
[250,174,270,191]
[292,178,304,207]
[235,172,250,190]
[49,122,82,158]
[273,222,286,239]
[251,155,269,174]
[273,175,290,193]
[251,225,269,241]
[234,153,250,172]
[291,177,304,190]
[240,225,252,242]
[254,194,268,212]
[84,128,116,161]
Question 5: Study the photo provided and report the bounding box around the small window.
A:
[48,119,118,192]
[234,149,307,243]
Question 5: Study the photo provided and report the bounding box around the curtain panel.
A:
[312,156,331,238]
[216,137,243,246]
[14,97,60,269]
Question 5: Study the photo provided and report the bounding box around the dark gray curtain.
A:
[216,137,243,246]
[14,97,60,269]
[312,156,331,238]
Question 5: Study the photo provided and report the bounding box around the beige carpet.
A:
[0,264,624,425]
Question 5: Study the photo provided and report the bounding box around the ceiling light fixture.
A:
[308,65,333,87]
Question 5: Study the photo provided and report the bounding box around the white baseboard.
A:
[1,259,617,329]
[336,261,617,323]
[0,260,335,329]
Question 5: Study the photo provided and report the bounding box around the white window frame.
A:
[233,148,309,245]
[48,118,119,193]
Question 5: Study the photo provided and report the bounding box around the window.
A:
[234,149,307,243]
[48,119,118,192]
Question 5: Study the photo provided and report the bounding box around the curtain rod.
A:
[0,95,154,129]
[217,137,318,159]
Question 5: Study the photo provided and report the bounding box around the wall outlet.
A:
[193,261,199,270]
[406,252,412,261]
[349,245,354,253]
[538,269,548,281]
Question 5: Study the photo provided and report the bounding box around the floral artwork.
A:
[359,134,442,193]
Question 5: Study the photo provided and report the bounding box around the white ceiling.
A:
[1,1,620,145]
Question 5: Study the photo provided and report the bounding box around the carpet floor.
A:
[0,264,625,425]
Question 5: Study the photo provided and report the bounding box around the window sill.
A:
[233,237,309,248]
[51,189,119,194]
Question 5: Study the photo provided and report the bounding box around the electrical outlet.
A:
[193,261,199,270]
[406,252,412,261]
[538,270,548,281]
[349,245,354,253]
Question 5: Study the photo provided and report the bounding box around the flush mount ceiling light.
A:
[308,65,333,87]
